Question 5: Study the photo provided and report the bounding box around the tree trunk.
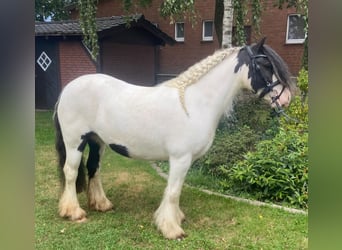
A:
[222,0,234,48]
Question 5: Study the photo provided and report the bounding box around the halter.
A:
[245,46,298,122]
[245,46,285,104]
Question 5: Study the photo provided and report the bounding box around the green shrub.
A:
[220,127,308,208]
[228,91,279,134]
[296,68,308,98]
[192,69,309,209]
[193,91,279,176]
[220,69,309,209]
[280,69,308,133]
[193,126,260,176]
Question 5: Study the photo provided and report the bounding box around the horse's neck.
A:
[187,53,244,120]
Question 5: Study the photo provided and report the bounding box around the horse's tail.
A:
[53,103,86,193]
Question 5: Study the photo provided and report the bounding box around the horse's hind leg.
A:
[59,147,87,221]
[87,140,113,211]
[154,154,192,239]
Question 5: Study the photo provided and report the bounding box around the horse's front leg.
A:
[154,154,192,239]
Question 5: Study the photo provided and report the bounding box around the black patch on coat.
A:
[109,144,130,158]
[77,131,102,179]
[86,139,101,179]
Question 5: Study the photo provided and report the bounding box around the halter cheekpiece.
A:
[245,45,285,104]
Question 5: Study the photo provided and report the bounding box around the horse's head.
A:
[236,38,293,109]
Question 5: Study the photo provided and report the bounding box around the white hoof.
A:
[88,197,113,212]
[154,206,186,239]
[59,202,87,221]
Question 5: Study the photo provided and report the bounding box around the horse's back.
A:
[58,73,135,111]
[61,73,126,96]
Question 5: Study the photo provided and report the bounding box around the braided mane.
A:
[165,47,240,115]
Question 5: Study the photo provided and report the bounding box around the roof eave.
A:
[35,15,176,46]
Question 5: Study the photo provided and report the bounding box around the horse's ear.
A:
[255,37,267,53]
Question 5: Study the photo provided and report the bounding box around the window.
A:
[286,14,306,44]
[175,22,184,42]
[202,20,213,41]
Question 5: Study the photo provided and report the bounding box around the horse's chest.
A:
[193,132,216,160]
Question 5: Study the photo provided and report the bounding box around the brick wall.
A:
[101,42,156,85]
[59,40,96,88]
[255,1,304,75]
[157,0,220,75]
[71,0,304,76]
[93,0,220,76]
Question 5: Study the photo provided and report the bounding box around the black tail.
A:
[54,108,86,193]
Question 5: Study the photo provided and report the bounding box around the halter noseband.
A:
[245,46,285,104]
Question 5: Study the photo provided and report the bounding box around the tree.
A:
[79,0,199,60]
[159,0,197,23]
[78,0,99,60]
[215,0,262,48]
[35,0,77,21]
[221,0,234,48]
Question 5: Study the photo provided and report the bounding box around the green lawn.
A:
[35,111,308,249]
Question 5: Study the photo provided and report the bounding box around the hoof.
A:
[154,204,187,239]
[155,214,187,239]
[161,225,187,240]
[59,205,87,221]
[89,198,113,212]
[75,217,88,223]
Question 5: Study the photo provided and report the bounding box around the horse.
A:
[53,38,293,239]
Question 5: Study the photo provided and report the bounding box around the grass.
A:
[35,111,308,249]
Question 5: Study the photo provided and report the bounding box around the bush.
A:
[297,68,308,98]
[227,90,279,134]
[220,127,308,208]
[220,69,309,209]
[193,126,261,176]
[280,69,308,132]
[192,69,308,209]
[193,91,277,176]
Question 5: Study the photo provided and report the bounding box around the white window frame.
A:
[175,22,185,42]
[202,20,214,41]
[286,14,306,44]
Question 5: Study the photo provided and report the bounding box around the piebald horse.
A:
[54,38,293,239]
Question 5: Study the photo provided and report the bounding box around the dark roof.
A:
[35,15,175,45]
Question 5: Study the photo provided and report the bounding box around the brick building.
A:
[69,0,305,77]
[35,15,174,108]
[70,0,222,82]
[35,0,305,109]
[257,0,306,76]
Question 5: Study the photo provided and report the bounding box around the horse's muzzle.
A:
[271,87,291,108]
